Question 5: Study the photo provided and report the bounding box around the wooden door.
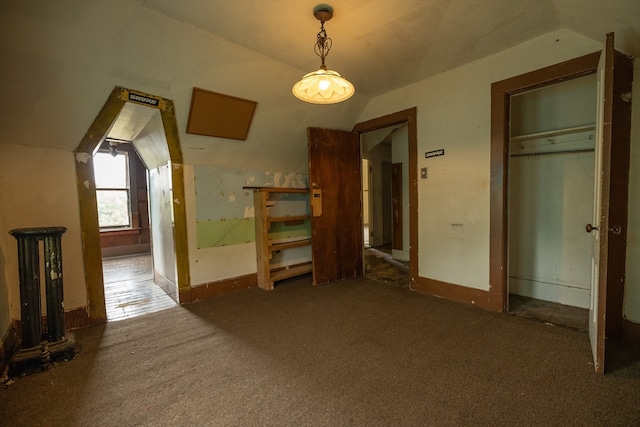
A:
[308,127,363,285]
[588,32,633,374]
[392,163,403,250]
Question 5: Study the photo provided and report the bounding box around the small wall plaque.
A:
[425,149,445,158]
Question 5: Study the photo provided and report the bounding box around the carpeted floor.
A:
[2,276,639,426]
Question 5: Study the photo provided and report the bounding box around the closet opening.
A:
[507,75,596,331]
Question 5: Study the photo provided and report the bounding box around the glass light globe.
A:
[292,67,355,104]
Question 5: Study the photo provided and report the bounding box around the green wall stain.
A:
[196,218,255,248]
[196,218,310,248]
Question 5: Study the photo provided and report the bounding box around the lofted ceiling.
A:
[1,0,638,169]
[134,0,640,98]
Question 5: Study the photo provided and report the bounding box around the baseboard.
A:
[182,273,258,303]
[414,276,497,311]
[154,270,178,303]
[1,306,88,376]
[64,306,90,330]
[622,319,640,345]
[0,321,19,378]
[101,244,151,258]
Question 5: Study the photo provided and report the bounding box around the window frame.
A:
[94,150,133,230]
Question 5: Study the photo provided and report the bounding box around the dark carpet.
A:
[2,276,639,426]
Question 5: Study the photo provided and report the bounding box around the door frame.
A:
[391,162,403,251]
[75,86,190,324]
[353,108,418,288]
[490,52,601,312]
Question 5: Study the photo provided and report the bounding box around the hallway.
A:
[103,253,177,321]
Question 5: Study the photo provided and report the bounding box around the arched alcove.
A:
[75,87,190,323]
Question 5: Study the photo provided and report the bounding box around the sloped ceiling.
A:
[0,1,638,171]
[135,0,640,98]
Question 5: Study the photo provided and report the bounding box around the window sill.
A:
[100,228,141,236]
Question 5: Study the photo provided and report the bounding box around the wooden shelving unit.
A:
[251,187,312,290]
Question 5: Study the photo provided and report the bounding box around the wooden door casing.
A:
[392,162,403,251]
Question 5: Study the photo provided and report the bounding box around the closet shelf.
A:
[510,124,595,143]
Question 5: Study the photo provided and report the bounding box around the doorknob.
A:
[585,224,622,235]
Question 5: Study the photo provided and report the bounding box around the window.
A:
[94,151,131,228]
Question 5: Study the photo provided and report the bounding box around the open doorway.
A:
[507,75,596,331]
[359,123,410,288]
[353,108,418,289]
[75,87,190,324]
[93,139,176,321]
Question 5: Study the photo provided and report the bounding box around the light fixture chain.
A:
[314,21,332,67]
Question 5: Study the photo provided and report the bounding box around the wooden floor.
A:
[509,294,589,332]
[102,253,177,322]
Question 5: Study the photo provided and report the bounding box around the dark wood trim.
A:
[622,320,640,345]
[414,277,496,311]
[490,52,600,313]
[0,321,19,377]
[1,307,90,374]
[603,48,633,340]
[353,108,418,288]
[185,274,258,303]
[40,306,92,331]
[63,306,92,330]
[100,228,142,236]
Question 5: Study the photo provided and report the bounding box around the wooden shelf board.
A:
[243,186,309,194]
[269,238,311,251]
[268,215,310,223]
[270,263,312,282]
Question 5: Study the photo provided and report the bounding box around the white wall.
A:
[0,144,87,321]
[149,163,178,287]
[0,1,365,172]
[356,29,640,323]
[625,60,640,322]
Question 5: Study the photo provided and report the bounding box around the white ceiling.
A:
[1,0,638,167]
[134,0,640,98]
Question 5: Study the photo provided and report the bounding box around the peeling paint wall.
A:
[186,165,309,286]
[194,166,308,248]
[0,143,87,322]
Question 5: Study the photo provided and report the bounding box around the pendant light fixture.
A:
[292,4,355,104]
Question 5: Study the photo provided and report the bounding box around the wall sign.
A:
[425,149,445,158]
[128,92,160,107]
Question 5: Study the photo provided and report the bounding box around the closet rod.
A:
[510,148,594,158]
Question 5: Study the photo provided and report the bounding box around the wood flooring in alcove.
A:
[102,253,176,322]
